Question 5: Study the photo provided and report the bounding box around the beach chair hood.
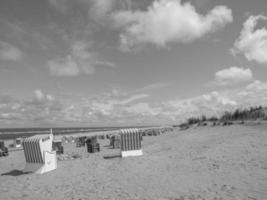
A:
[22,134,57,174]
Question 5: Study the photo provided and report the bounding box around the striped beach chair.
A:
[22,133,57,174]
[120,128,143,157]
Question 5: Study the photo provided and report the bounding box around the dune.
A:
[0,124,267,200]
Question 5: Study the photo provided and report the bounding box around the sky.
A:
[0,0,267,127]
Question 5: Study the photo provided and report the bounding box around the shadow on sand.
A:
[103,145,113,149]
[103,154,121,159]
[1,170,30,176]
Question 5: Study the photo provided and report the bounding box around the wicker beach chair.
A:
[0,141,8,157]
[110,134,121,149]
[76,136,86,147]
[22,133,57,174]
[14,138,22,148]
[120,128,143,157]
[86,136,100,153]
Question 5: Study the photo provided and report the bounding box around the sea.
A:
[0,126,152,140]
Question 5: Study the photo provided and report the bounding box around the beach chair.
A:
[120,128,143,157]
[0,141,8,157]
[86,136,100,153]
[110,134,121,149]
[62,136,69,143]
[22,133,57,174]
[69,136,75,143]
[76,136,86,147]
[14,138,22,148]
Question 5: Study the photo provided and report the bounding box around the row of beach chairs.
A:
[21,128,143,174]
[140,127,174,136]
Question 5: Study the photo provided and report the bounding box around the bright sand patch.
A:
[0,125,267,200]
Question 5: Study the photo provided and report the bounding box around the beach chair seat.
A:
[22,134,57,174]
[120,128,143,157]
[87,143,100,153]
[52,140,64,154]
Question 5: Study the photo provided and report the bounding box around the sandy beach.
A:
[0,124,267,200]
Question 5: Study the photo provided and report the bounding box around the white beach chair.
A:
[14,138,22,148]
[120,128,143,157]
[22,133,57,174]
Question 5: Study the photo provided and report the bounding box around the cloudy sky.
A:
[0,0,267,127]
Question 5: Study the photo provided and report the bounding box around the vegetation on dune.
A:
[220,106,267,121]
[178,106,267,129]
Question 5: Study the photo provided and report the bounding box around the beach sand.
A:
[0,124,267,200]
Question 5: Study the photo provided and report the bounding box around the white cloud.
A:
[232,15,267,64]
[246,80,267,91]
[34,90,45,101]
[0,91,62,126]
[89,93,149,116]
[233,80,267,106]
[206,92,237,106]
[125,102,161,116]
[34,89,55,102]
[48,56,81,76]
[137,82,170,91]
[112,0,233,50]
[49,0,118,20]
[47,41,114,76]
[0,41,23,61]
[116,94,149,105]
[164,90,244,121]
[94,60,117,68]
[215,66,253,85]
[172,82,267,118]
[164,90,237,119]
[89,0,116,24]
[88,0,134,25]
[2,80,267,126]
